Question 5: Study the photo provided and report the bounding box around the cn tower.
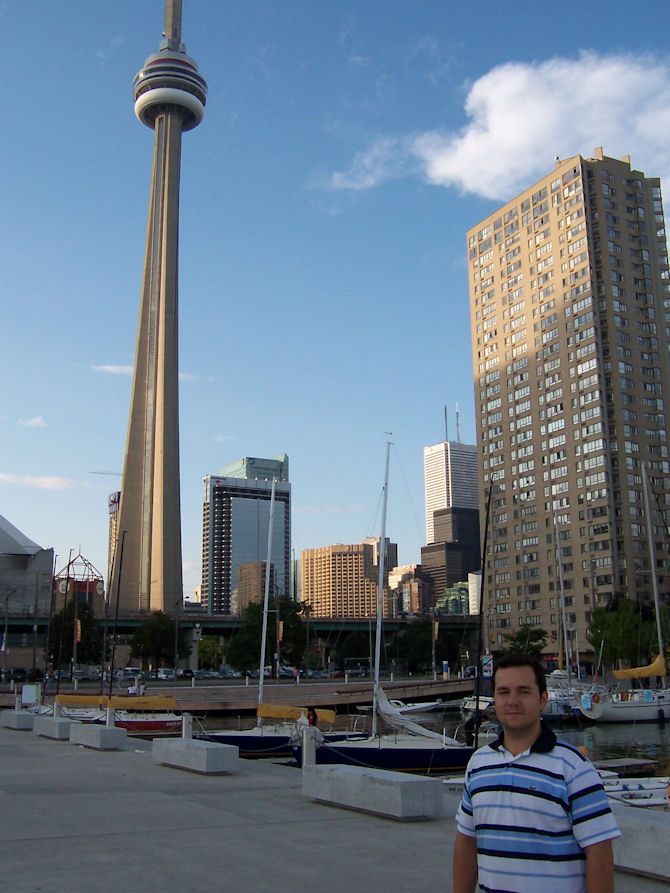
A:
[110,1,207,614]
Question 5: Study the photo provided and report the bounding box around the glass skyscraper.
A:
[202,454,290,614]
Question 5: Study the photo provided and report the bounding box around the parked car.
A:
[157,668,176,680]
[123,667,142,678]
[176,668,194,679]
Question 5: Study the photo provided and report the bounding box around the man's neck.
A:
[502,720,542,756]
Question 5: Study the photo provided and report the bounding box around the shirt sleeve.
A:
[567,759,621,848]
[455,779,476,837]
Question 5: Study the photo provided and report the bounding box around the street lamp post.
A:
[301,602,312,677]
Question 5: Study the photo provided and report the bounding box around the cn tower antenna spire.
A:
[163,0,183,52]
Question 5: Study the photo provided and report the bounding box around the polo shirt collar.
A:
[490,719,556,753]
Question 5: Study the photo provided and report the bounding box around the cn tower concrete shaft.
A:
[110,0,206,614]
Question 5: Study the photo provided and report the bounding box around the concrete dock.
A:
[0,725,667,893]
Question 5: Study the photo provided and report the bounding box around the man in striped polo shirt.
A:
[454,653,620,893]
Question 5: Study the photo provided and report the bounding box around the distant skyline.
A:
[3,1,670,597]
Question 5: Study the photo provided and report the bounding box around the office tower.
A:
[107,491,120,587]
[388,565,427,615]
[202,455,291,614]
[424,441,478,543]
[360,536,398,575]
[110,1,207,614]
[301,543,390,619]
[468,148,670,655]
[420,539,481,607]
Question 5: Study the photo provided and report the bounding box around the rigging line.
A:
[390,442,424,540]
[365,486,383,541]
[649,468,670,540]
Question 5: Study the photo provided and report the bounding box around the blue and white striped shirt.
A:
[456,722,620,892]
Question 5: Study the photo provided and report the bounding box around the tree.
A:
[47,597,103,668]
[587,600,669,668]
[393,618,460,673]
[130,611,191,669]
[225,596,306,672]
[198,636,219,670]
[336,631,371,671]
[497,625,548,658]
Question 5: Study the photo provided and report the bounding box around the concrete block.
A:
[612,802,670,882]
[152,738,239,774]
[32,715,79,740]
[0,710,35,731]
[302,764,443,820]
[69,723,127,751]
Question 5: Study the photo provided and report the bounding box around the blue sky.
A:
[3,1,670,597]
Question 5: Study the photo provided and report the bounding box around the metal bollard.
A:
[14,694,21,712]
[106,707,115,728]
[54,701,62,718]
[191,676,195,688]
[182,713,193,739]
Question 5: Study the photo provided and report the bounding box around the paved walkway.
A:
[0,725,666,893]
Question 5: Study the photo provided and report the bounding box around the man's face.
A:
[493,665,548,734]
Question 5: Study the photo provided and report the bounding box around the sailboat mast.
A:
[554,510,571,684]
[257,478,277,720]
[474,482,494,714]
[371,440,391,739]
[642,462,665,669]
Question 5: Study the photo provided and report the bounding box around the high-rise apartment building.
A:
[424,441,478,543]
[468,149,670,657]
[201,454,290,614]
[301,542,391,618]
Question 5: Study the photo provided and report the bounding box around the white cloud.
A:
[213,434,235,443]
[179,372,199,383]
[328,136,416,191]
[0,473,89,491]
[18,416,46,428]
[92,365,132,375]
[329,52,670,201]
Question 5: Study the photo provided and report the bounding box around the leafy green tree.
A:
[335,631,371,670]
[497,625,547,657]
[129,611,191,669]
[47,597,103,668]
[393,618,460,673]
[587,599,669,668]
[225,597,306,672]
[198,636,219,669]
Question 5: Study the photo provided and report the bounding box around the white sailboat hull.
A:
[579,690,670,723]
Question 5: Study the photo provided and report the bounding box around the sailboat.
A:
[580,463,668,723]
[291,440,474,773]
[196,480,364,757]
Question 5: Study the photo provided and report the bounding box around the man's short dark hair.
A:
[493,653,547,695]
